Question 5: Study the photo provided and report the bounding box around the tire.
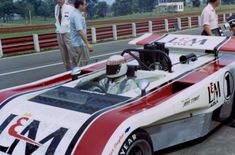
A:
[118,130,153,155]
[212,93,235,122]
[229,93,235,119]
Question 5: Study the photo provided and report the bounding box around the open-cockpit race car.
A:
[1,33,235,155]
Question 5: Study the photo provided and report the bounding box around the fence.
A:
[0,13,233,58]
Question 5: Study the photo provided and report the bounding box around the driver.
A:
[99,55,139,95]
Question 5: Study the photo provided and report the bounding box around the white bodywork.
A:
[0,34,235,155]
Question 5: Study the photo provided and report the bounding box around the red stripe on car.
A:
[74,55,235,155]
[136,34,164,45]
[219,37,235,52]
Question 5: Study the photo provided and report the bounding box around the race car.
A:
[0,33,235,155]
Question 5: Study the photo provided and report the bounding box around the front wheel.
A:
[118,130,153,155]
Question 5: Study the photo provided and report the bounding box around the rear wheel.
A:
[229,93,235,127]
[118,130,153,155]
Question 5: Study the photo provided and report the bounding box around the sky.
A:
[99,0,115,5]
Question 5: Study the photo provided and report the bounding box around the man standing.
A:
[55,0,74,71]
[70,0,93,67]
[201,0,221,36]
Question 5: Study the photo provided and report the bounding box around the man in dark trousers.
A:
[201,0,221,36]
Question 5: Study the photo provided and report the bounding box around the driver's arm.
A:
[121,79,140,94]
[99,78,108,90]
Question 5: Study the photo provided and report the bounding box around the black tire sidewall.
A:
[230,93,235,119]
[118,130,153,155]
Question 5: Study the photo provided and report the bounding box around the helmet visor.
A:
[106,64,121,76]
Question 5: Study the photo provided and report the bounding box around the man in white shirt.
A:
[201,0,221,36]
[55,0,74,71]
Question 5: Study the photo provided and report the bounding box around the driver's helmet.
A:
[106,55,128,79]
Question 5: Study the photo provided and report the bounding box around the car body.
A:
[0,33,235,155]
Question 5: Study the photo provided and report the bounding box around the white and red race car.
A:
[0,33,235,155]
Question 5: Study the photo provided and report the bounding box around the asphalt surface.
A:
[0,39,137,89]
[0,28,201,90]
[162,124,235,155]
[1,27,235,155]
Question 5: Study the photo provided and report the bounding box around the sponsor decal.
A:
[109,133,125,155]
[0,113,68,155]
[8,113,41,146]
[208,81,221,107]
[168,37,207,47]
[125,127,131,133]
[109,127,131,155]
[80,89,106,95]
[223,72,234,101]
[182,95,200,107]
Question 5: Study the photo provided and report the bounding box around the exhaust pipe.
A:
[179,53,197,64]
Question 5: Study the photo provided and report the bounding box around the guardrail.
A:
[0,13,233,58]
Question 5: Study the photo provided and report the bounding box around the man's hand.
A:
[203,25,213,36]
[78,30,94,52]
[87,43,93,52]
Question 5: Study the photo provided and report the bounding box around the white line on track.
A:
[0,51,122,77]
[0,27,203,77]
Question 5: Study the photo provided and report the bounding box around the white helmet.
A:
[106,55,128,79]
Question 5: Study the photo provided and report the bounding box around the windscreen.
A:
[30,86,130,114]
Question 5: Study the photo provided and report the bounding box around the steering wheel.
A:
[76,81,107,94]
[121,49,172,72]
[121,51,152,71]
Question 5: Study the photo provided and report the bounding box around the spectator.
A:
[55,0,74,71]
[70,0,93,67]
[201,0,221,36]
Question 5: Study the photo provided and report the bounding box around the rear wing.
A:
[129,33,235,53]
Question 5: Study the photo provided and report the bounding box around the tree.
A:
[112,0,133,16]
[96,2,108,18]
[14,0,35,20]
[138,0,156,12]
[86,0,98,19]
[43,0,56,17]
[131,2,140,13]
[112,0,156,16]
[37,1,51,20]
[25,0,42,16]
[223,0,235,4]
[192,0,200,7]
[13,0,55,21]
[0,0,15,23]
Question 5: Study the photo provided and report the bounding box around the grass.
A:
[0,17,55,27]
[1,29,55,39]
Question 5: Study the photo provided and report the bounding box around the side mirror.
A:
[71,67,81,81]
[137,79,150,96]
